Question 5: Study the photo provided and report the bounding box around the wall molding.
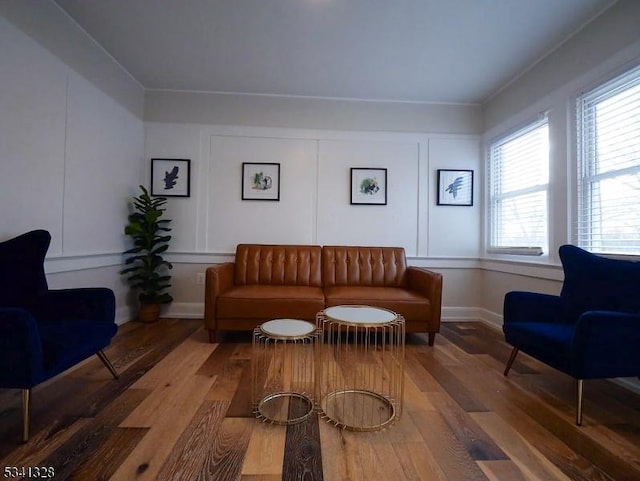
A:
[480,258,563,281]
[162,302,204,319]
[45,250,566,279]
[45,253,122,274]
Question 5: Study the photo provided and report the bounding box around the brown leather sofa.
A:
[204,244,443,345]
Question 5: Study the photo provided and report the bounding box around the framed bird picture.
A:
[151,158,191,197]
[437,169,473,206]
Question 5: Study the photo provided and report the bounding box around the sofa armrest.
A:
[503,291,566,325]
[204,263,235,336]
[0,308,44,387]
[34,288,116,323]
[571,310,640,378]
[407,266,443,325]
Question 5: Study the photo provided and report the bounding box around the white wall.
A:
[480,0,640,324]
[145,90,482,135]
[10,1,638,328]
[145,122,482,319]
[0,10,145,323]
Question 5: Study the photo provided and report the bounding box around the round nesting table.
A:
[251,319,319,425]
[316,305,405,431]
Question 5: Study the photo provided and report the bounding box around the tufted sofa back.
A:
[234,244,322,286]
[322,246,407,287]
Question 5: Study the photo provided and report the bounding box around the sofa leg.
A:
[576,379,584,426]
[208,329,217,343]
[428,332,436,346]
[97,350,119,379]
[504,347,519,376]
[22,388,30,443]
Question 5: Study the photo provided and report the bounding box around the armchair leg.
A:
[504,347,519,376]
[576,379,584,426]
[22,388,30,443]
[96,350,119,379]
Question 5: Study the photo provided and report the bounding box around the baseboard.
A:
[441,306,503,331]
[613,377,640,395]
[115,306,133,325]
[163,302,205,319]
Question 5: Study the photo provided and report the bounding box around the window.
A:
[576,64,640,255]
[487,115,549,255]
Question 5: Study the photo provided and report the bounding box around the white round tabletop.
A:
[260,319,316,338]
[324,305,397,325]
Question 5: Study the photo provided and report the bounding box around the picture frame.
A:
[151,158,190,197]
[350,168,387,205]
[242,162,280,201]
[437,169,474,206]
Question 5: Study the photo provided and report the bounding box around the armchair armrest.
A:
[204,263,235,333]
[406,266,443,324]
[34,288,115,323]
[503,291,567,325]
[0,308,44,387]
[571,311,640,379]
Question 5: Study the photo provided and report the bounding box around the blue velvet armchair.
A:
[503,244,640,425]
[0,230,119,442]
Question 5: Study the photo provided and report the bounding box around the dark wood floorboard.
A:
[1,319,639,481]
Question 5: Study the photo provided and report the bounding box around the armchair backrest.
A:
[559,244,640,321]
[0,230,50,310]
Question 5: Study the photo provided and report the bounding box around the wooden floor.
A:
[1,319,639,481]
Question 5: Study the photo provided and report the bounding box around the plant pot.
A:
[137,303,161,323]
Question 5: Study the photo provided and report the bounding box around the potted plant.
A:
[121,185,173,322]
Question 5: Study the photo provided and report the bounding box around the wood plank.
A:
[391,441,449,481]
[120,364,217,428]
[241,421,286,476]
[111,376,218,480]
[241,476,281,481]
[0,417,93,468]
[451,358,621,481]
[201,417,254,481]
[130,327,217,389]
[476,460,528,481]
[410,409,491,481]
[471,411,574,481]
[429,391,508,461]
[417,355,489,413]
[1,320,638,481]
[35,389,150,480]
[196,342,239,376]
[71,427,148,481]
[282,403,323,481]
[227,360,254,418]
[207,359,247,401]
[403,349,444,393]
[317,419,350,481]
[157,401,230,481]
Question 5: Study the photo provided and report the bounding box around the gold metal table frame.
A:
[252,319,319,425]
[316,305,405,431]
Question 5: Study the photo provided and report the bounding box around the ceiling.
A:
[54,0,615,105]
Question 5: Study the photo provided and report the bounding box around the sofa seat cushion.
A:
[218,285,325,320]
[323,286,430,322]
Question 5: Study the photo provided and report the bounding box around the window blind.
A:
[576,64,640,255]
[488,115,549,255]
